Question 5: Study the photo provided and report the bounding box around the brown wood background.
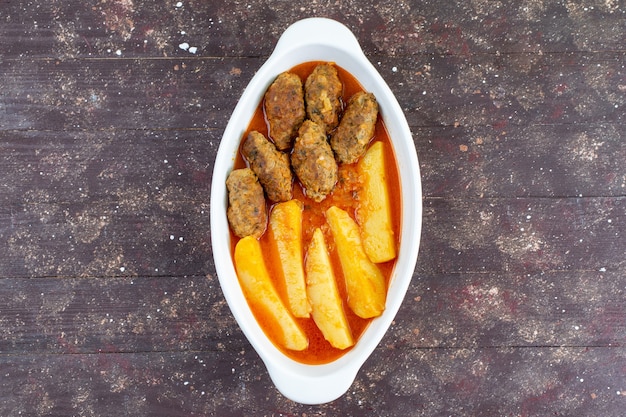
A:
[1,1,624,416]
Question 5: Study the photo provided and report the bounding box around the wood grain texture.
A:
[1,347,625,417]
[0,0,624,416]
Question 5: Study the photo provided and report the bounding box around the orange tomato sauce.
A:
[230,62,402,364]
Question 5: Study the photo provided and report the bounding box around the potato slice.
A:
[305,228,354,350]
[326,206,386,319]
[356,141,397,263]
[234,236,308,351]
[268,200,311,318]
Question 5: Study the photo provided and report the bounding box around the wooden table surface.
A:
[1,1,624,416]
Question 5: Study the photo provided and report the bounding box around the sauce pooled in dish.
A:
[226,62,401,364]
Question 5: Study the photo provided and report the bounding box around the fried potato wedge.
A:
[326,206,386,319]
[268,200,311,318]
[234,236,308,351]
[356,141,397,263]
[305,228,354,350]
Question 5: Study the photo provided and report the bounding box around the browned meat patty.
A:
[264,72,305,151]
[330,91,379,164]
[242,130,293,202]
[226,168,267,238]
[291,120,338,202]
[305,63,343,134]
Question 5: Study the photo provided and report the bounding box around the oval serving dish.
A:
[210,17,422,404]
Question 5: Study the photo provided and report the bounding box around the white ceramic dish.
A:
[210,17,422,404]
